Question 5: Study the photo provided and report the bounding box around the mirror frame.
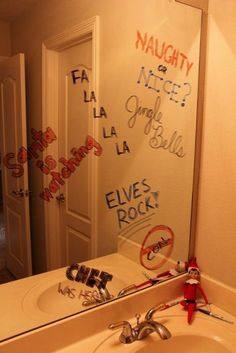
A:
[180,0,209,258]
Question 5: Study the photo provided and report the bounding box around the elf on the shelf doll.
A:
[155,260,189,280]
[180,258,209,324]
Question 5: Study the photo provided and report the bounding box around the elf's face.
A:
[189,269,199,279]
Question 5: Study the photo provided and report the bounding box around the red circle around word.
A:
[140,225,174,270]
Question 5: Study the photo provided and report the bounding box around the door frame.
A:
[42,16,99,270]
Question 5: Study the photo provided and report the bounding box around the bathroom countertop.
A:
[55,304,236,353]
[1,254,235,349]
[0,273,187,352]
[1,297,235,353]
[0,252,156,341]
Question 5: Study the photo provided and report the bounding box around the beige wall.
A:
[195,0,236,288]
[0,20,11,56]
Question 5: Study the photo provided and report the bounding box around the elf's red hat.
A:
[187,257,200,273]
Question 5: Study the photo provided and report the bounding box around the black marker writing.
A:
[149,126,185,158]
[125,95,162,134]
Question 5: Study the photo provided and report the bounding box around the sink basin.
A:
[93,333,232,353]
[92,311,236,353]
[137,335,231,353]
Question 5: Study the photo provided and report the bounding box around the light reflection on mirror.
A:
[0,0,202,341]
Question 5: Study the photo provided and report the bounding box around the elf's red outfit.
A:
[180,258,208,324]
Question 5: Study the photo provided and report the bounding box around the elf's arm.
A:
[198,284,209,304]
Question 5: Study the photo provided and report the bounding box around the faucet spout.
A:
[145,303,165,321]
[135,320,171,340]
[136,321,157,340]
[109,311,171,344]
[148,321,171,340]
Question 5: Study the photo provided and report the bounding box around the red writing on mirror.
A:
[135,30,194,77]
[3,127,56,177]
[40,135,102,202]
[2,126,103,202]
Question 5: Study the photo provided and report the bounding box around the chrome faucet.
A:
[117,284,137,297]
[82,278,113,307]
[95,277,113,302]
[108,310,171,344]
[145,303,166,321]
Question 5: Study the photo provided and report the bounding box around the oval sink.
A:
[137,335,231,353]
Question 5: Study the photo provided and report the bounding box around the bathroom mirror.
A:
[0,0,204,341]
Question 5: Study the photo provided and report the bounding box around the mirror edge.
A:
[175,0,209,259]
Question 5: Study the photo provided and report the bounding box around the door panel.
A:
[0,54,32,278]
[7,208,24,263]
[58,40,93,265]
[66,227,90,264]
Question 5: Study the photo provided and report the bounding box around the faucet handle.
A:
[108,321,130,330]
[135,314,141,325]
[108,321,135,344]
